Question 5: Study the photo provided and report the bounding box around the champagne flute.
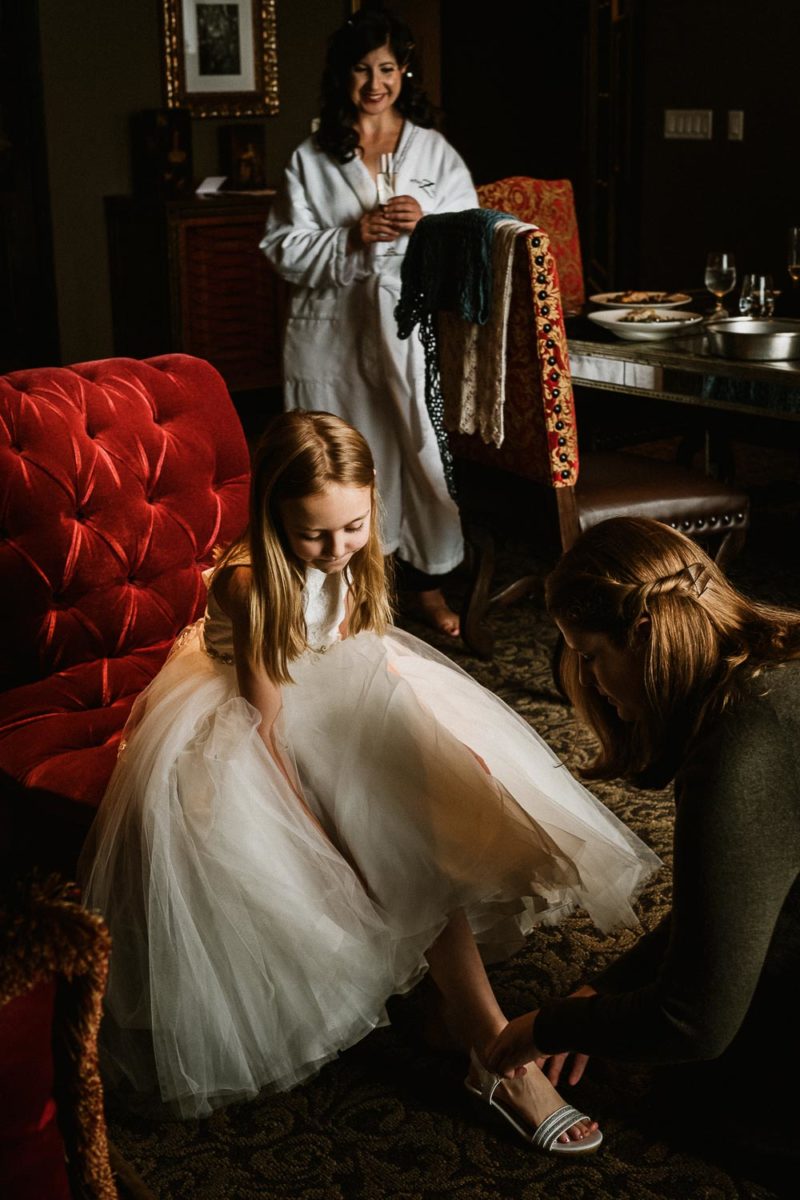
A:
[704,251,737,316]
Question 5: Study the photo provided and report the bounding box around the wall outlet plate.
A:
[727,110,744,140]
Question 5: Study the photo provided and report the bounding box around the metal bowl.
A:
[705,318,800,361]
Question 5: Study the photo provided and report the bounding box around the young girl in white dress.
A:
[80,411,659,1151]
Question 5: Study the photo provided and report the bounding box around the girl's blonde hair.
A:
[546,516,800,784]
[215,410,392,683]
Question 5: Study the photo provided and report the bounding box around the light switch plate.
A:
[664,109,713,140]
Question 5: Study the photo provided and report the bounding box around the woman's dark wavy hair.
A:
[315,7,434,164]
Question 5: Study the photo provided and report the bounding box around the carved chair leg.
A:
[459,524,496,660]
[489,573,542,610]
[714,527,747,571]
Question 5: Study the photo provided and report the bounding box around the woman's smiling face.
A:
[556,619,650,723]
[348,43,405,116]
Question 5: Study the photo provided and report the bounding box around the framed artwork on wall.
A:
[161,0,279,118]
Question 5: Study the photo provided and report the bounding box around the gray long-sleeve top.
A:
[534,661,800,1064]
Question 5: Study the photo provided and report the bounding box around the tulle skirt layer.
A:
[81,624,659,1117]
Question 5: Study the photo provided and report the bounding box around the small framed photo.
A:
[218,123,267,190]
[161,0,279,118]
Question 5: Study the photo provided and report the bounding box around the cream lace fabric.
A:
[302,567,347,652]
[438,219,534,448]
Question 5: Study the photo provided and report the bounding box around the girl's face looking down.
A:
[349,43,406,116]
[556,619,650,723]
[280,485,372,574]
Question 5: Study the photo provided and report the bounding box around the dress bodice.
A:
[202,561,348,664]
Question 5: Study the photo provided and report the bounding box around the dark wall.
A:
[440,0,799,295]
[635,0,799,294]
[440,0,586,190]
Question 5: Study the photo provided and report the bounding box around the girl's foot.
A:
[466,1050,600,1148]
[410,588,460,638]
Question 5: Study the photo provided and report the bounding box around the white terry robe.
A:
[260,122,478,575]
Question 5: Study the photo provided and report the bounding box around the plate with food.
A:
[588,307,705,341]
[589,289,692,309]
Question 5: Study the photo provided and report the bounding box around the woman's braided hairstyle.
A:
[546,517,800,784]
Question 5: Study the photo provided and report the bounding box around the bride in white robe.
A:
[260,10,478,633]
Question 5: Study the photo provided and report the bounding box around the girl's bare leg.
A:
[424,910,597,1143]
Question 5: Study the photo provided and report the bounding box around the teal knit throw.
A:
[395,208,516,497]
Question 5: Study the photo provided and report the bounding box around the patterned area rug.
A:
[108,487,797,1200]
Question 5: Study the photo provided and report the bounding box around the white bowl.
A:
[588,308,704,341]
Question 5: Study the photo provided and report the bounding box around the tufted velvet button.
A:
[736,512,744,521]
[708,515,718,525]
[681,520,692,530]
[722,514,731,524]
[670,521,678,528]
[695,518,705,529]
[75,509,86,522]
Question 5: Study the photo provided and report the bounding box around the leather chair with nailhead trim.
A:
[451,227,749,659]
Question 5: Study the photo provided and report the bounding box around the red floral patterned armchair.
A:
[0,354,250,872]
[476,177,585,315]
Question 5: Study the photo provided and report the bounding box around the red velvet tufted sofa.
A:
[0,354,250,872]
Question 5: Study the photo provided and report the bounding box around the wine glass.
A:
[788,227,800,290]
[704,251,737,316]
[739,273,775,318]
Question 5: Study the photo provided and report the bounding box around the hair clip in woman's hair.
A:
[406,70,413,78]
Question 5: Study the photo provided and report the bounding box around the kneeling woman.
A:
[489,516,800,1162]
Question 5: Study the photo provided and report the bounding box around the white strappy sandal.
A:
[464,1050,603,1155]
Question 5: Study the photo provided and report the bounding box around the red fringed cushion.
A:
[477,176,585,315]
[0,980,71,1200]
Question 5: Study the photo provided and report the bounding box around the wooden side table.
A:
[105,194,287,393]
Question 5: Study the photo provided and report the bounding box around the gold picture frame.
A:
[161,0,279,118]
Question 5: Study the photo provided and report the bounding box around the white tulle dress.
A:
[80,564,659,1118]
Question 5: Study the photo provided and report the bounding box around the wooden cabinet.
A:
[105,194,286,392]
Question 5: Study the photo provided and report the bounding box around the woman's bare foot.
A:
[467,1052,598,1144]
[412,588,460,637]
